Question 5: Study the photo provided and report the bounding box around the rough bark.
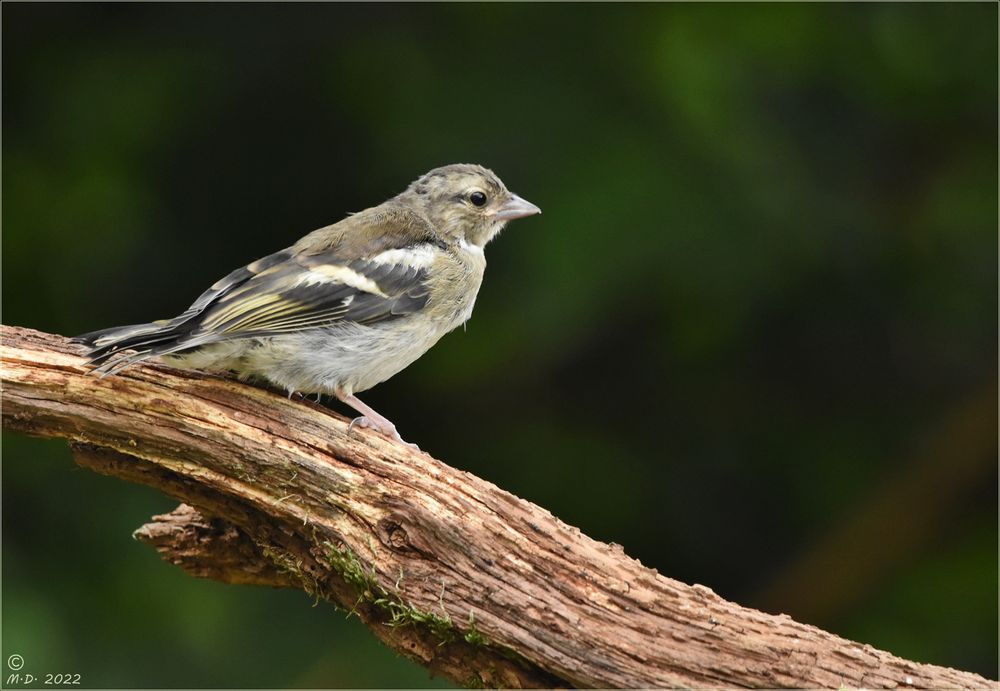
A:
[1,325,994,690]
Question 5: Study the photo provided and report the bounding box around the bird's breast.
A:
[425,246,487,331]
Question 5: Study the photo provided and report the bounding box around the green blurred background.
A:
[3,3,997,688]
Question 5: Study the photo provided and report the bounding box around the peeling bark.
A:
[2,325,994,690]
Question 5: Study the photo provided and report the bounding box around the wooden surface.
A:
[2,325,995,689]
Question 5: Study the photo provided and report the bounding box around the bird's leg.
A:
[335,389,418,450]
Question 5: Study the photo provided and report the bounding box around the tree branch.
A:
[1,325,994,689]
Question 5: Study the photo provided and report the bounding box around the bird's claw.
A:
[348,416,420,451]
[347,415,375,435]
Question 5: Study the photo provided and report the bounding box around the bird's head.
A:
[400,164,541,248]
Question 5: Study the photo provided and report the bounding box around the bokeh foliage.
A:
[2,3,997,687]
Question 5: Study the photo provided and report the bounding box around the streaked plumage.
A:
[76,164,541,447]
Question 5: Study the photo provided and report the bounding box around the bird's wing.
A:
[77,201,446,374]
[191,244,438,339]
[187,205,445,340]
[81,206,448,369]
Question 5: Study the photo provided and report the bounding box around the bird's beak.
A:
[493,194,541,221]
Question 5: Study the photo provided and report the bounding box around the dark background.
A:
[3,3,997,687]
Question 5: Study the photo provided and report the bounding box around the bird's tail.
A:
[73,319,204,376]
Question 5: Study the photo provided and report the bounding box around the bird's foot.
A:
[348,416,420,451]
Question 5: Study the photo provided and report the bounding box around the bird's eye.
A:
[469,191,488,207]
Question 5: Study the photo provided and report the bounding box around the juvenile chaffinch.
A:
[77,164,541,447]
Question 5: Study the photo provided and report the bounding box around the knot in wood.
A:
[377,517,412,552]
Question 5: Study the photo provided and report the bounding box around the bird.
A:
[75,163,541,447]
